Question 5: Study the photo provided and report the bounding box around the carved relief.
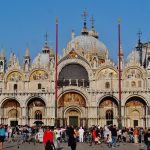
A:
[30,70,48,81]
[125,68,142,79]
[7,71,23,81]
[59,92,86,107]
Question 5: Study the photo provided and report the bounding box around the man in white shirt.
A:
[79,127,84,142]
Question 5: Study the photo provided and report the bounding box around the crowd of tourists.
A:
[0,124,150,150]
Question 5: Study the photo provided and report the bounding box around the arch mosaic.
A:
[124,96,147,106]
[96,68,117,80]
[98,95,119,107]
[27,98,46,107]
[2,99,20,108]
[6,71,24,81]
[58,92,86,107]
[29,70,48,81]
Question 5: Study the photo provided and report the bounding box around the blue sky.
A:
[0,0,150,64]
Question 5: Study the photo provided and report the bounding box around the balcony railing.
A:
[58,79,89,88]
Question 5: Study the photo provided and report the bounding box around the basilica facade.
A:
[0,18,150,128]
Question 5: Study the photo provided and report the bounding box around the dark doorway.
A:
[10,121,18,127]
[106,120,113,126]
[106,109,113,125]
[69,116,78,127]
[134,120,138,127]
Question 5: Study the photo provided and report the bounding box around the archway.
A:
[2,99,20,126]
[27,97,46,126]
[99,97,118,126]
[58,64,89,87]
[58,92,86,127]
[65,108,81,127]
[125,97,147,127]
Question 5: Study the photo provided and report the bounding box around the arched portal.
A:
[65,108,81,127]
[125,97,147,127]
[99,97,118,126]
[58,92,86,127]
[27,97,46,126]
[2,99,20,126]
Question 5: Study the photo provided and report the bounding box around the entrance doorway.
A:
[69,116,78,127]
[10,121,18,127]
[133,120,138,127]
[106,109,113,125]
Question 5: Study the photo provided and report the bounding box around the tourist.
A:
[0,125,5,150]
[68,126,77,150]
[78,127,84,142]
[37,128,44,143]
[110,125,117,148]
[144,128,150,150]
[133,127,139,143]
[43,127,56,150]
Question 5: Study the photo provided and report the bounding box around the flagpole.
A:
[118,17,122,129]
[55,17,58,127]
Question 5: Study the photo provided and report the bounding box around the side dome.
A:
[32,53,49,66]
[126,50,140,64]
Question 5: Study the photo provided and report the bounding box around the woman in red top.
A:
[43,127,56,150]
[92,127,97,143]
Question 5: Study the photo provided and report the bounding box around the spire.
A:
[136,30,143,66]
[0,48,4,59]
[81,10,88,35]
[89,16,99,39]
[91,16,95,30]
[72,30,75,40]
[25,48,30,57]
[42,32,50,54]
[137,30,142,45]
[9,51,13,67]
[45,32,48,47]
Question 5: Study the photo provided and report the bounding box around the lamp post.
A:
[14,84,18,126]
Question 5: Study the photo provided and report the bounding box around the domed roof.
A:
[70,35,107,53]
[32,53,49,66]
[126,49,140,63]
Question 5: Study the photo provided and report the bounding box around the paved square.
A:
[3,142,147,150]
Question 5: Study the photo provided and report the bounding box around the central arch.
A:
[58,91,86,127]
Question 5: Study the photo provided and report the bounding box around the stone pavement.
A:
[3,142,147,150]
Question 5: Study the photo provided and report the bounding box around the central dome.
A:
[70,35,107,53]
